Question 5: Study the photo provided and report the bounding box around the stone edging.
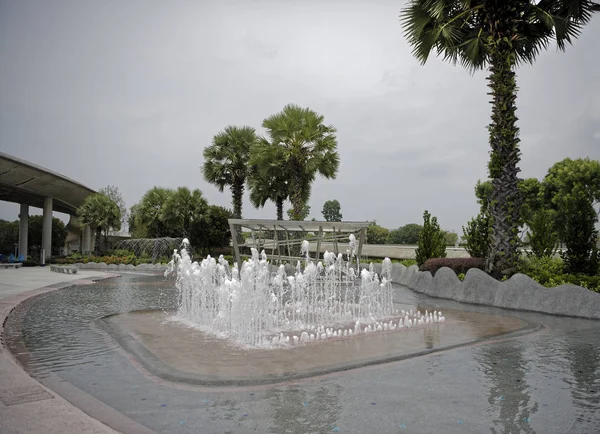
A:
[70,262,168,272]
[376,263,600,320]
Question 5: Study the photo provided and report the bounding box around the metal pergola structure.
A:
[228,219,370,270]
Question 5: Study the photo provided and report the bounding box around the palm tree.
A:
[259,104,340,221]
[137,187,172,238]
[202,125,257,219]
[77,193,121,251]
[162,187,208,237]
[249,137,295,220]
[401,0,599,275]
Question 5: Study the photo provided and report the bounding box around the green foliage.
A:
[258,104,340,221]
[132,187,207,239]
[388,223,422,245]
[366,223,389,245]
[463,213,491,258]
[560,199,599,275]
[526,209,559,259]
[0,219,18,253]
[77,193,121,251]
[415,210,446,266]
[202,125,257,219]
[400,0,598,275]
[444,231,459,246]
[287,204,311,221]
[28,216,67,256]
[544,158,600,275]
[162,187,208,238]
[98,185,128,226]
[322,199,342,222]
[518,256,600,292]
[189,206,234,255]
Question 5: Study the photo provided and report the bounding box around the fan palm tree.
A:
[202,125,257,219]
[259,104,339,221]
[77,193,121,251]
[138,187,172,238]
[162,187,208,237]
[401,0,599,275]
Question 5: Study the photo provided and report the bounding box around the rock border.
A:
[379,262,600,320]
[70,262,168,272]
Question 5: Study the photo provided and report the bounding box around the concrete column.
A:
[42,197,53,261]
[18,204,29,258]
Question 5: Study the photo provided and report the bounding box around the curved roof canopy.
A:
[0,152,96,215]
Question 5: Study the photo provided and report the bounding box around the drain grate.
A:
[0,385,54,406]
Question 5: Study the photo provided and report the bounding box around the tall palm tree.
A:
[202,125,257,219]
[259,104,340,221]
[401,0,599,275]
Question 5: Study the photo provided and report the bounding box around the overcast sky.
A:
[1,0,599,234]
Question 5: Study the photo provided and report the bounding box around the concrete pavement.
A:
[0,267,123,434]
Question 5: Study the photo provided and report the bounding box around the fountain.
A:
[165,236,445,348]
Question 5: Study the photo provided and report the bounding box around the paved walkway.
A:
[0,267,122,434]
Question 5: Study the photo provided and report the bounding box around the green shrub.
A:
[517,256,600,292]
[399,259,417,267]
[525,209,559,259]
[462,213,491,258]
[415,210,446,266]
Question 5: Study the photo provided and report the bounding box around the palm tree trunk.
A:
[289,164,304,221]
[276,197,284,221]
[231,179,244,219]
[485,46,522,276]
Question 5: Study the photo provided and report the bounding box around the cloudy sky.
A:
[1,0,599,234]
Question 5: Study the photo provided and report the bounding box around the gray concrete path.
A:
[0,267,122,434]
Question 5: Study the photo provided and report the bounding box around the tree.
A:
[444,231,459,246]
[202,126,256,219]
[544,158,600,274]
[189,206,234,255]
[401,0,599,275]
[258,104,340,221]
[161,187,208,237]
[366,223,390,245]
[388,223,422,245]
[77,193,121,251]
[99,185,128,228]
[463,213,491,258]
[248,139,292,220]
[322,199,342,222]
[127,203,148,238]
[415,210,446,266]
[136,187,172,238]
[0,220,18,254]
[27,216,67,256]
[287,204,311,221]
[526,209,559,259]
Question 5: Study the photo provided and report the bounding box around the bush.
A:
[525,209,559,259]
[517,256,600,292]
[463,213,491,258]
[421,257,485,276]
[415,210,446,266]
[366,223,389,244]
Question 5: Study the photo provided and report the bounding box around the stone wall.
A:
[387,263,600,320]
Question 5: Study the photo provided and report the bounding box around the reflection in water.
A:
[566,330,600,431]
[475,342,538,434]
[423,324,440,350]
[267,383,342,434]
